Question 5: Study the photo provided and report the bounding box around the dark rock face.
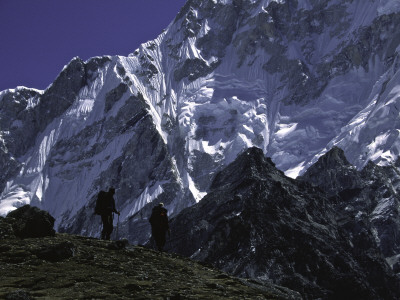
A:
[167,147,399,299]
[104,83,128,113]
[0,58,86,158]
[6,205,55,238]
[0,145,20,193]
[175,0,239,59]
[298,147,361,195]
[174,58,220,82]
[36,57,86,132]
[301,147,400,273]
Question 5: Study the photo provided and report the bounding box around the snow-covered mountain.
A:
[1,0,400,243]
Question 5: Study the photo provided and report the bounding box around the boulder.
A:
[34,241,75,262]
[6,205,55,238]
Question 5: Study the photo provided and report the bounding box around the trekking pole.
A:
[116,213,119,240]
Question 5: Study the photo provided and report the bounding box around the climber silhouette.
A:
[95,188,120,240]
[149,202,170,251]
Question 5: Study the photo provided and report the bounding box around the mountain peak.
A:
[210,147,282,190]
[315,146,352,169]
[299,147,360,195]
[167,142,399,299]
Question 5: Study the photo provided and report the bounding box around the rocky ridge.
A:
[300,146,400,274]
[166,147,400,299]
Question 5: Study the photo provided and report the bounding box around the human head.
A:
[158,202,164,207]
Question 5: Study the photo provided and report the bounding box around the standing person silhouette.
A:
[95,187,120,240]
[149,202,170,251]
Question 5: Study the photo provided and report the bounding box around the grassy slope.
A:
[0,233,300,299]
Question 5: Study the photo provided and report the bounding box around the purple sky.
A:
[0,0,187,92]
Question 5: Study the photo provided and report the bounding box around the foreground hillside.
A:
[0,217,299,299]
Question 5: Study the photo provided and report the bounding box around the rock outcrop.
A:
[300,146,400,276]
[5,205,55,238]
[167,147,399,299]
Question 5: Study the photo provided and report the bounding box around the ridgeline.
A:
[0,209,300,300]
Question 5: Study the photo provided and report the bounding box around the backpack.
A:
[94,191,108,215]
[149,206,168,230]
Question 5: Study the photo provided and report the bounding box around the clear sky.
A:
[0,0,187,92]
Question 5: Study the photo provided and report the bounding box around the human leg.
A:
[102,213,113,240]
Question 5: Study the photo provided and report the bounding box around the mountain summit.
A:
[167,147,400,299]
[1,0,400,242]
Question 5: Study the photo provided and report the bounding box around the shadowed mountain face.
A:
[300,147,400,272]
[167,147,400,299]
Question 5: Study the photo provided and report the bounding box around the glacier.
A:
[1,0,400,244]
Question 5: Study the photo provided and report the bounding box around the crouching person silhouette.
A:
[95,187,120,240]
[149,202,170,251]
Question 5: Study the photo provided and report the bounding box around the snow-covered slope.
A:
[1,0,400,243]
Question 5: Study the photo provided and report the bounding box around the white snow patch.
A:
[371,198,394,220]
[367,132,391,159]
[276,123,298,139]
[67,99,95,118]
[0,187,31,216]
[355,211,364,220]
[378,0,400,15]
[188,174,207,202]
[127,184,165,218]
[199,19,211,38]
[285,161,305,179]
